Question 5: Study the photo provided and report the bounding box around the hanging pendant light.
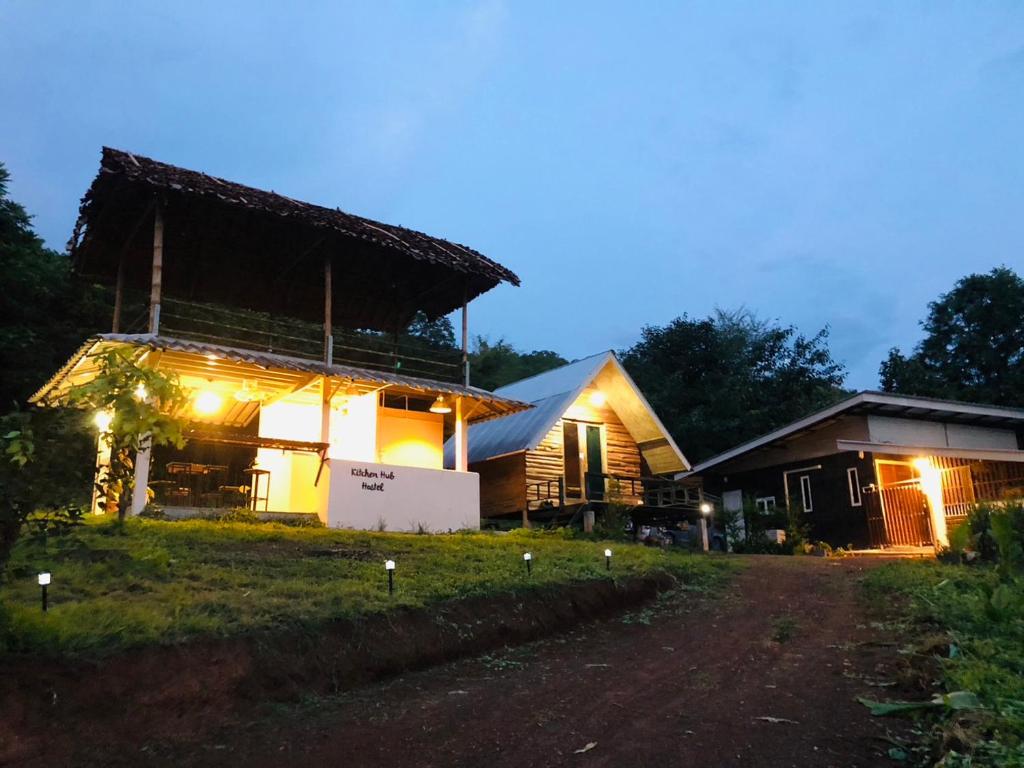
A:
[429,395,452,414]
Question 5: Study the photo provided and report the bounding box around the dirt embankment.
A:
[0,574,674,765]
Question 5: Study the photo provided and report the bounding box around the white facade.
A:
[251,387,476,531]
[319,458,480,532]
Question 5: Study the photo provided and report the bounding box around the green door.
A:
[585,425,604,500]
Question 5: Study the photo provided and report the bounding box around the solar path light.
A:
[523,551,532,576]
[38,572,51,612]
[604,548,612,571]
[385,559,396,595]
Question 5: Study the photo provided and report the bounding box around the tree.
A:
[621,309,847,463]
[403,311,457,350]
[469,338,568,391]
[0,409,95,574]
[67,350,189,521]
[880,267,1024,406]
[0,161,110,409]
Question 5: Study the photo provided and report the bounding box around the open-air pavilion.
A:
[34,148,527,531]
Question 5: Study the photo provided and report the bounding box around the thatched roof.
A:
[70,148,519,331]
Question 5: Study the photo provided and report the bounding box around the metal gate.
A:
[863,481,932,547]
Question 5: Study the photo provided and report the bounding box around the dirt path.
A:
[84,556,911,768]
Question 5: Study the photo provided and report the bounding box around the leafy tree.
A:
[880,267,1024,406]
[621,309,847,463]
[67,350,189,521]
[0,162,110,409]
[403,311,457,350]
[0,409,94,574]
[469,337,568,391]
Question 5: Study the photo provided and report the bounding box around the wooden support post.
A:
[112,253,126,333]
[461,291,469,387]
[148,202,164,334]
[699,517,710,552]
[323,258,333,366]
[320,377,332,445]
[131,435,152,516]
[454,396,468,472]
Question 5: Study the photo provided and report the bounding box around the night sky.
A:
[3,1,1022,388]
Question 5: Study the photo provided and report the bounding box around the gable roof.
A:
[689,390,1024,475]
[446,352,690,473]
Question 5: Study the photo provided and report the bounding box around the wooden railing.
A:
[525,477,565,512]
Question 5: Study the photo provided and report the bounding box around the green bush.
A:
[951,501,1024,573]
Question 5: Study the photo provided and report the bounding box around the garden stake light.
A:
[38,572,51,612]
[605,548,612,571]
[385,559,396,594]
[523,552,532,576]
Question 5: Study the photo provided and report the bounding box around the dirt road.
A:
[89,556,911,767]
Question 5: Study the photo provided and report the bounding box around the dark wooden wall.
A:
[703,451,877,548]
[473,453,526,518]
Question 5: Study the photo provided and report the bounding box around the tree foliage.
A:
[621,310,847,463]
[67,350,189,521]
[469,338,568,391]
[880,267,1024,406]
[0,162,110,410]
[0,409,95,574]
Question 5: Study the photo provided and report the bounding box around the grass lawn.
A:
[864,561,1024,766]
[0,518,734,658]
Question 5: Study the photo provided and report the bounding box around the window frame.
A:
[847,467,862,507]
[799,475,813,512]
[755,496,776,514]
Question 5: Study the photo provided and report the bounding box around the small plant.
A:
[375,516,388,532]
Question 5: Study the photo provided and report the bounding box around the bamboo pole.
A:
[148,202,164,334]
[324,257,333,365]
[461,289,469,387]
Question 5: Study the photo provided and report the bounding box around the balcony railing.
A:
[125,296,464,382]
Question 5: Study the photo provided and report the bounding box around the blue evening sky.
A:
[2,2,1022,388]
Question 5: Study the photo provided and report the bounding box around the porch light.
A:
[38,572,51,612]
[588,391,607,407]
[429,395,452,414]
[604,548,612,571]
[93,410,113,432]
[385,559,396,594]
[193,390,223,416]
[523,551,532,576]
[700,502,712,515]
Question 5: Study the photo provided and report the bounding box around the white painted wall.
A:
[868,416,1017,451]
[319,458,480,532]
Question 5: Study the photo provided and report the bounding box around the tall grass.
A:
[0,518,733,658]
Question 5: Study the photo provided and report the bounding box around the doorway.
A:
[562,420,605,501]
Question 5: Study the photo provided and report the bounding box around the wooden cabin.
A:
[32,148,527,531]
[446,352,692,526]
[690,392,1024,550]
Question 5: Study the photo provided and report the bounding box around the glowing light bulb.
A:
[193,390,223,416]
[588,391,607,407]
[93,410,113,431]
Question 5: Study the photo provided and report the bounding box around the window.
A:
[755,496,776,513]
[847,467,862,507]
[799,475,813,512]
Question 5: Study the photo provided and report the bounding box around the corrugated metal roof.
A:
[445,392,572,466]
[31,334,529,422]
[494,352,613,403]
[444,352,616,467]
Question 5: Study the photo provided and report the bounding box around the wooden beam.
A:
[324,257,333,365]
[148,201,164,334]
[461,286,469,387]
